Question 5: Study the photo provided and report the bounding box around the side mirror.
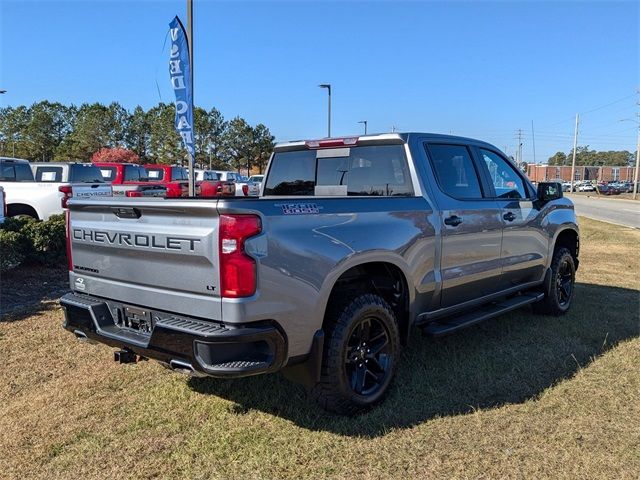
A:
[537,182,563,203]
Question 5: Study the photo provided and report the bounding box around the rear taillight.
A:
[126,190,143,197]
[65,210,73,271]
[219,214,261,298]
[242,184,249,196]
[59,185,72,209]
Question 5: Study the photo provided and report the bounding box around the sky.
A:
[1,0,638,163]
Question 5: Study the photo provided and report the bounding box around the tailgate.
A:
[72,183,113,199]
[68,197,222,320]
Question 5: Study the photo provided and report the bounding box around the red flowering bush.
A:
[91,147,140,163]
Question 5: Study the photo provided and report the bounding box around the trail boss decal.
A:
[278,203,321,215]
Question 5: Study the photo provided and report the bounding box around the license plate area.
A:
[115,305,154,334]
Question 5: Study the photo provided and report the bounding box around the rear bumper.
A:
[60,292,287,378]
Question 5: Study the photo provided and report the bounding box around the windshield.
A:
[263,145,413,197]
[71,164,105,183]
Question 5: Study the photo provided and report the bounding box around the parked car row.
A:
[558,180,638,195]
[0,156,262,220]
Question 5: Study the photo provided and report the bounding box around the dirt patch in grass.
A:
[0,217,638,479]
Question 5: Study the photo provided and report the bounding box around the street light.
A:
[0,90,6,94]
[358,120,368,135]
[620,116,639,200]
[319,84,331,137]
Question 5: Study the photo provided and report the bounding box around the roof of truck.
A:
[274,132,499,151]
[0,157,29,163]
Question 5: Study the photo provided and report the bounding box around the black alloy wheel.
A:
[345,316,392,397]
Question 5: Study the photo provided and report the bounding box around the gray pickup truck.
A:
[60,133,579,414]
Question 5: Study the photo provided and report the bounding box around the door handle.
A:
[503,212,517,222]
[444,215,463,227]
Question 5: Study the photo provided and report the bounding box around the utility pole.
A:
[531,120,537,164]
[186,0,195,196]
[633,116,639,200]
[516,129,523,168]
[570,113,579,193]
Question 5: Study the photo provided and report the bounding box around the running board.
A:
[420,292,545,337]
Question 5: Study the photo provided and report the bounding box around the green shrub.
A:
[0,214,67,271]
[23,214,67,266]
[0,230,27,272]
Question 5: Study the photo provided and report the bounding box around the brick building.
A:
[526,164,636,183]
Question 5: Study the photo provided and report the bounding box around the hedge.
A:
[0,214,67,272]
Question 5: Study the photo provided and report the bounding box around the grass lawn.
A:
[1,217,638,479]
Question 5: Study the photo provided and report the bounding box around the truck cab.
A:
[94,162,167,198]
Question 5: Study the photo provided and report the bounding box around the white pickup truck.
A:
[0,158,112,220]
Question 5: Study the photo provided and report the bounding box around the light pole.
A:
[358,120,368,135]
[186,0,195,196]
[620,116,640,200]
[319,84,331,137]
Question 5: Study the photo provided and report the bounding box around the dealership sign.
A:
[169,16,194,161]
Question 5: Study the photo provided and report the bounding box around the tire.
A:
[533,247,576,316]
[311,294,400,415]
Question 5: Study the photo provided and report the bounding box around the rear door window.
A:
[425,144,483,199]
[124,165,148,181]
[99,167,117,181]
[263,145,413,196]
[35,166,63,182]
[145,168,164,181]
[1,163,35,181]
[1,164,16,181]
[171,167,188,181]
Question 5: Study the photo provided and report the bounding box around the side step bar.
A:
[420,292,545,337]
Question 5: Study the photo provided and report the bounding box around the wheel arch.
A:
[318,254,414,344]
[551,226,579,270]
[6,203,40,220]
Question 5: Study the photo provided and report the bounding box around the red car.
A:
[144,164,235,198]
[143,165,191,198]
[93,163,167,197]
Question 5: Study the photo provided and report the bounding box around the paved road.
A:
[566,194,639,229]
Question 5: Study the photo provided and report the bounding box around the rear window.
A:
[35,166,63,182]
[1,162,34,182]
[124,165,149,182]
[263,145,413,197]
[70,164,105,183]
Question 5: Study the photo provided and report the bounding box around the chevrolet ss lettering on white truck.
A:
[60,133,579,414]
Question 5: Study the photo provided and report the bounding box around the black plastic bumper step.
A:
[421,292,544,337]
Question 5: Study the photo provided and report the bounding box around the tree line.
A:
[0,101,275,173]
[547,147,634,166]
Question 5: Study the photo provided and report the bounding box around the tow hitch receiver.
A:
[114,349,137,364]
